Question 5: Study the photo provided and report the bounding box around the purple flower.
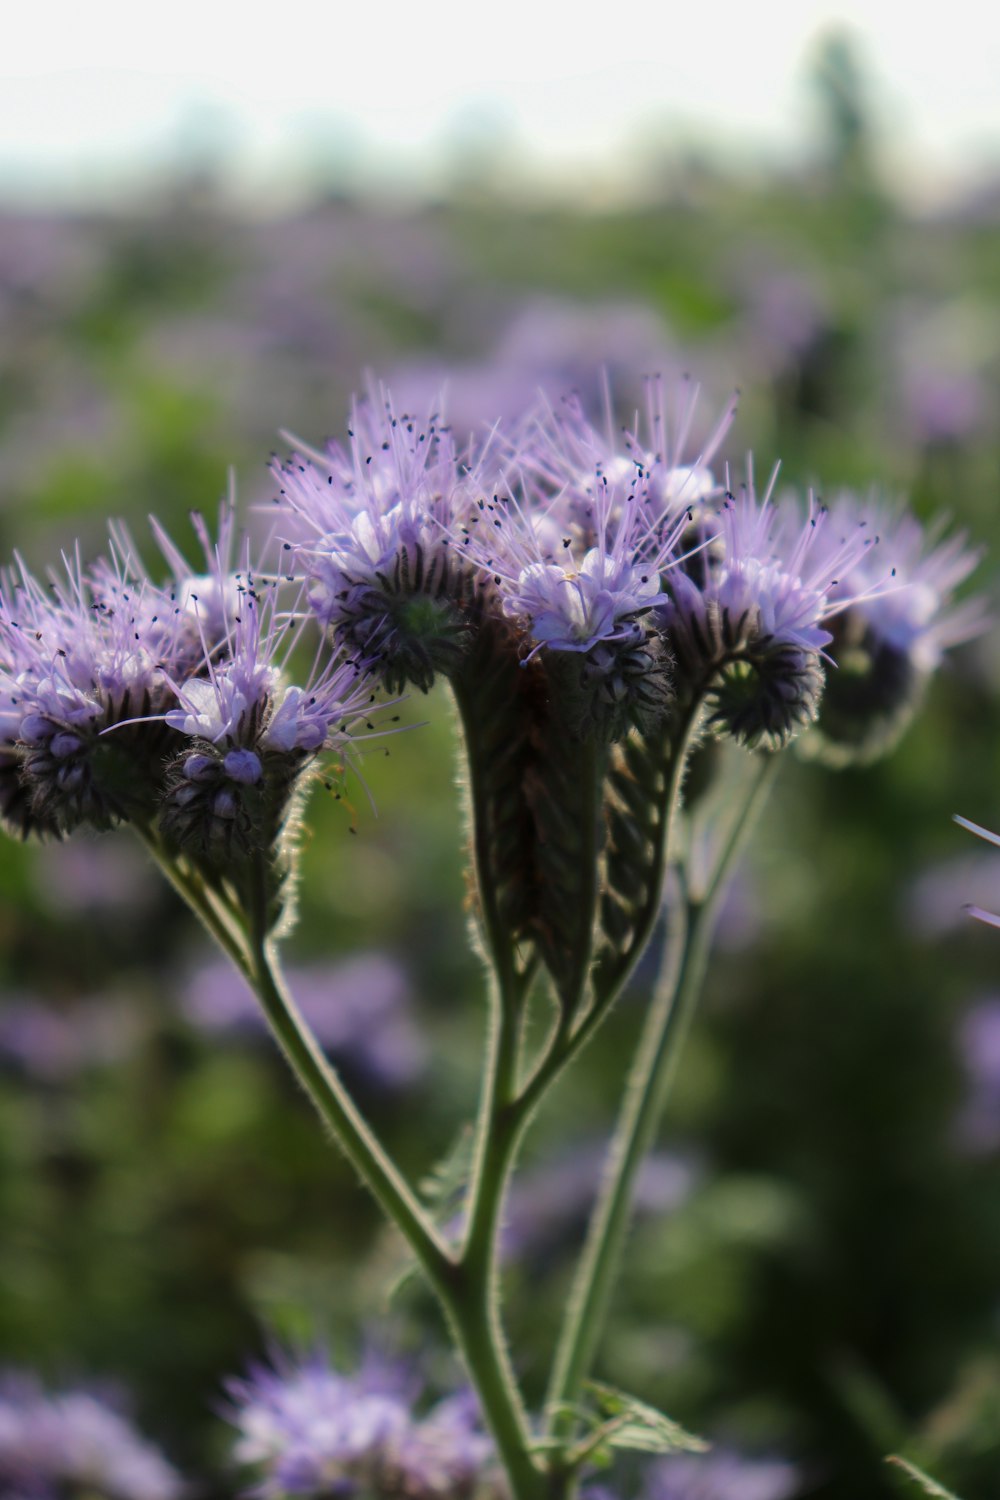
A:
[664,483,879,658]
[454,380,734,736]
[642,1449,801,1500]
[808,497,986,765]
[387,296,678,442]
[182,951,425,1088]
[274,391,489,693]
[157,571,386,868]
[0,1371,182,1500]
[826,498,985,673]
[225,1349,499,1499]
[660,474,880,748]
[0,542,190,834]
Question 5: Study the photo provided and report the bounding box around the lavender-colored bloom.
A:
[274,392,489,692]
[641,1449,800,1500]
[225,1349,498,1499]
[182,951,425,1087]
[664,482,879,657]
[382,1391,495,1499]
[810,497,985,764]
[0,542,189,833]
[456,380,733,736]
[158,571,386,866]
[0,1372,182,1500]
[826,497,984,673]
[660,474,879,748]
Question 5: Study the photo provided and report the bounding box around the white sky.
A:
[1,0,998,206]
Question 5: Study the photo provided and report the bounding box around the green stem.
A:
[249,928,454,1288]
[134,824,252,976]
[449,715,612,1497]
[544,750,781,1463]
[247,930,546,1500]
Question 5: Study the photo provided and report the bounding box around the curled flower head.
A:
[158,570,383,878]
[659,471,882,749]
[275,391,490,693]
[458,382,734,739]
[811,497,987,764]
[0,543,190,835]
[225,1348,498,1500]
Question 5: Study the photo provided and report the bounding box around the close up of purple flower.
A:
[455,381,734,737]
[0,543,188,834]
[0,1371,182,1500]
[274,392,491,693]
[660,475,880,748]
[225,1348,499,1499]
[157,574,384,870]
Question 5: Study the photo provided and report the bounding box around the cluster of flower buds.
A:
[273,379,982,1006]
[0,377,982,976]
[0,508,385,923]
[275,382,981,756]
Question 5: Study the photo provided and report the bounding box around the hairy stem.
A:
[544,750,780,1465]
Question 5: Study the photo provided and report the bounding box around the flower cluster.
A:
[275,380,981,754]
[225,1348,499,1499]
[0,514,384,910]
[0,375,981,983]
[0,1371,182,1500]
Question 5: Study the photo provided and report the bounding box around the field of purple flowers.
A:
[1,135,999,1500]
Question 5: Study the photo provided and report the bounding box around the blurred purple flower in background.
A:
[0,1371,182,1500]
[387,297,678,440]
[953,997,1000,1153]
[501,1142,699,1263]
[641,1449,801,1500]
[34,832,159,915]
[0,994,143,1082]
[583,1449,801,1500]
[726,256,830,379]
[226,1347,498,1498]
[182,951,426,1088]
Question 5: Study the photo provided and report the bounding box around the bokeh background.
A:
[1,8,1000,1498]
